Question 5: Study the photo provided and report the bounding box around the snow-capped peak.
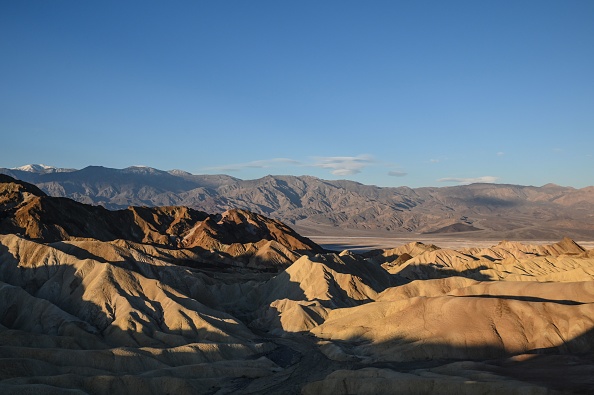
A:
[13,164,54,172]
[11,164,76,174]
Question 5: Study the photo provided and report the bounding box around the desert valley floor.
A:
[2,174,594,394]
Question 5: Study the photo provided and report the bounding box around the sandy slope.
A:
[3,233,594,393]
[0,234,282,394]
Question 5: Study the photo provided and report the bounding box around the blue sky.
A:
[1,1,593,188]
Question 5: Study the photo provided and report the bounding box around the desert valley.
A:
[1,168,594,394]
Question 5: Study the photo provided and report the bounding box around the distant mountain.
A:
[2,165,594,239]
[10,163,76,174]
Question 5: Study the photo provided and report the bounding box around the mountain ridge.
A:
[2,165,594,240]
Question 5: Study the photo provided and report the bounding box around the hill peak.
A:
[0,174,47,197]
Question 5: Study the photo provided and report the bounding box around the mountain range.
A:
[2,164,594,240]
[2,173,594,393]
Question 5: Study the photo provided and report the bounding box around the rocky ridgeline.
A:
[3,165,594,239]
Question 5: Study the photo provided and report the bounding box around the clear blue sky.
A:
[1,1,593,187]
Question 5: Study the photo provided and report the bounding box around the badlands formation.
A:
[1,174,594,394]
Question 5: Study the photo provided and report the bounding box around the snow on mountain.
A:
[11,164,76,174]
[168,169,193,176]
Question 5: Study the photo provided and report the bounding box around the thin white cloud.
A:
[204,154,376,177]
[438,176,499,184]
[496,152,505,156]
[388,170,407,177]
[311,155,374,176]
[203,158,301,172]
[429,156,448,164]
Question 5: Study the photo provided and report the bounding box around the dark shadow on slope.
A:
[458,294,585,305]
[422,223,483,234]
[466,196,520,208]
[273,179,304,208]
[0,242,116,346]
[304,287,594,394]
[487,326,594,393]
[49,241,109,263]
[252,303,594,394]
[307,324,594,394]
[256,270,309,307]
[396,264,495,282]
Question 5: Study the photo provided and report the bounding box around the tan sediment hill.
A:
[491,236,586,256]
[256,252,394,308]
[246,251,394,334]
[0,234,258,347]
[303,240,594,394]
[2,174,594,393]
[0,234,282,394]
[363,241,440,264]
[312,289,594,361]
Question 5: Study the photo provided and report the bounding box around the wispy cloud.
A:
[204,154,375,177]
[204,158,301,172]
[496,151,505,156]
[311,155,374,176]
[429,156,447,164]
[438,176,499,184]
[388,170,407,177]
